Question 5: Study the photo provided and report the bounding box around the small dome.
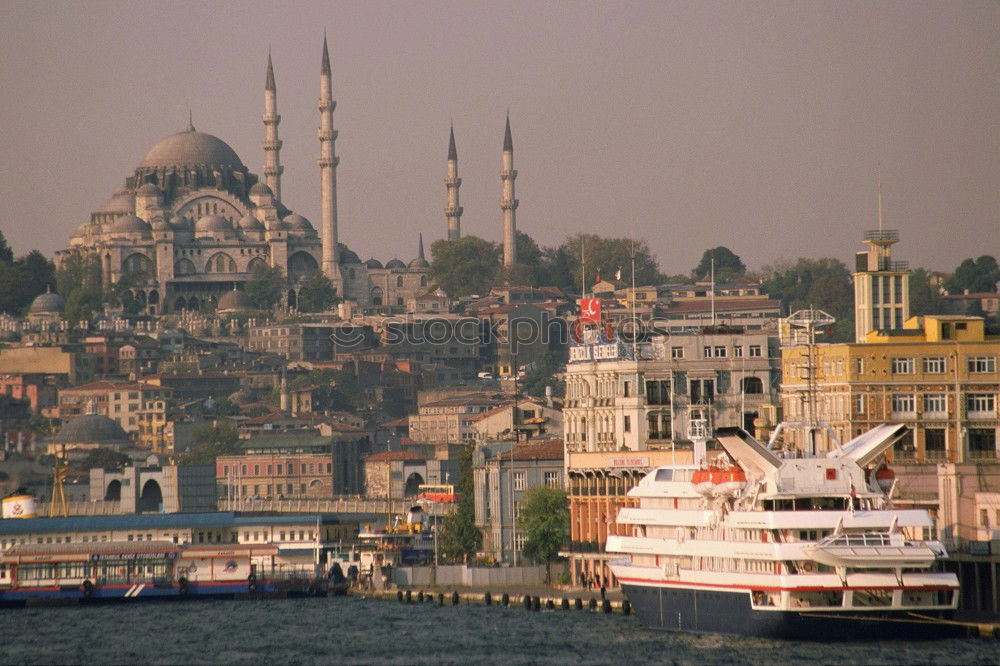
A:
[195,214,233,233]
[282,214,314,231]
[340,249,361,264]
[136,183,160,198]
[249,182,273,198]
[99,188,135,214]
[217,288,255,313]
[109,214,152,236]
[151,216,170,231]
[408,256,430,270]
[54,414,129,446]
[74,223,91,237]
[28,289,64,315]
[141,130,244,169]
[364,258,384,269]
[385,258,406,270]
[238,214,264,231]
[170,215,192,231]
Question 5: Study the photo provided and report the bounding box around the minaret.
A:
[263,51,283,202]
[318,34,341,283]
[445,125,463,241]
[500,114,518,266]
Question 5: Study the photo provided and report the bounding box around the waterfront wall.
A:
[391,563,566,588]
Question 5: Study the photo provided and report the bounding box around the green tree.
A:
[56,249,104,326]
[0,230,13,264]
[297,272,338,312]
[762,257,855,341]
[692,246,746,282]
[0,262,25,315]
[520,486,569,568]
[177,420,241,465]
[429,236,500,298]
[436,444,481,563]
[548,234,664,294]
[78,447,130,470]
[519,351,566,399]
[909,268,944,316]
[246,264,286,310]
[944,255,999,294]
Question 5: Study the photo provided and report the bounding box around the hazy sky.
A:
[1,1,997,275]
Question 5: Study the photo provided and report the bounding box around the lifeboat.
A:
[874,466,895,493]
[691,463,747,497]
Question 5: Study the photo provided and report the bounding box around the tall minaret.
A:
[263,51,283,202]
[500,113,518,266]
[445,125,463,241]
[318,34,341,282]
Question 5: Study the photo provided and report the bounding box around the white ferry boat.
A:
[607,424,963,639]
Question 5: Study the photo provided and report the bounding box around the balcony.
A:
[864,229,899,243]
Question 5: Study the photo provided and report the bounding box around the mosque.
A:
[56,37,520,315]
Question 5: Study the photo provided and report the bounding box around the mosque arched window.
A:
[207,252,236,273]
[247,257,267,273]
[174,259,196,276]
[123,253,153,277]
[396,276,403,288]
[420,275,427,287]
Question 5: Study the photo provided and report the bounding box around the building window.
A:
[690,379,714,404]
[277,464,282,474]
[740,377,763,394]
[891,393,915,415]
[968,356,996,373]
[513,532,525,554]
[623,381,631,398]
[923,394,947,415]
[714,346,727,358]
[968,428,996,459]
[624,415,631,433]
[967,394,995,415]
[923,357,946,374]
[513,472,526,491]
[645,380,670,406]
[854,358,864,374]
[671,346,684,359]
[543,471,560,488]
[749,345,762,358]
[254,465,260,475]
[891,357,915,374]
[925,429,946,459]
[854,395,865,414]
[703,346,712,358]
[647,412,671,440]
[733,346,743,358]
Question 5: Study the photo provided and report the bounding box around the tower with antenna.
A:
[852,168,910,342]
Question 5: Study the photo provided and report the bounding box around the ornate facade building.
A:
[56,38,430,315]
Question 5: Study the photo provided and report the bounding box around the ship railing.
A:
[815,532,904,548]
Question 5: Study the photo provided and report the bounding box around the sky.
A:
[0,0,997,275]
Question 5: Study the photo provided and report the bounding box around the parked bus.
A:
[416,484,457,504]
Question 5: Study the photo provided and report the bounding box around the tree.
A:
[0,230,13,264]
[520,486,569,568]
[909,268,944,316]
[429,236,499,298]
[519,351,566,399]
[547,234,664,294]
[436,444,481,562]
[176,420,241,465]
[692,246,746,282]
[761,257,854,342]
[78,447,130,470]
[246,264,286,310]
[56,249,103,326]
[297,272,338,312]
[944,255,999,294]
[15,250,56,299]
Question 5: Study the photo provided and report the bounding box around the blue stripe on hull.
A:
[621,584,965,640]
[0,582,269,607]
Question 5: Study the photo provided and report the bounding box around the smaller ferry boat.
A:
[356,506,436,585]
[607,424,964,639]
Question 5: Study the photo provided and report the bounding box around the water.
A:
[0,597,994,665]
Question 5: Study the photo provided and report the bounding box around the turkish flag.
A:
[578,298,601,325]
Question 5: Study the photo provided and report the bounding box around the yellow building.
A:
[781,315,999,463]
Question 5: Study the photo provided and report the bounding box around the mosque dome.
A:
[217,288,255,313]
[364,258,384,269]
[340,249,361,264]
[282,214,314,231]
[54,414,129,447]
[99,188,135,214]
[109,214,152,236]
[140,130,245,169]
[408,256,430,270]
[195,214,233,233]
[238,214,264,231]
[74,223,91,238]
[28,289,64,315]
[385,258,406,270]
[249,182,273,198]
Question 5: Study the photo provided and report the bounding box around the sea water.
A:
[0,597,994,665]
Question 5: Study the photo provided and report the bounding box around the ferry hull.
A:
[621,584,966,640]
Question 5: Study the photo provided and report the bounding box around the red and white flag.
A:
[578,298,601,325]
